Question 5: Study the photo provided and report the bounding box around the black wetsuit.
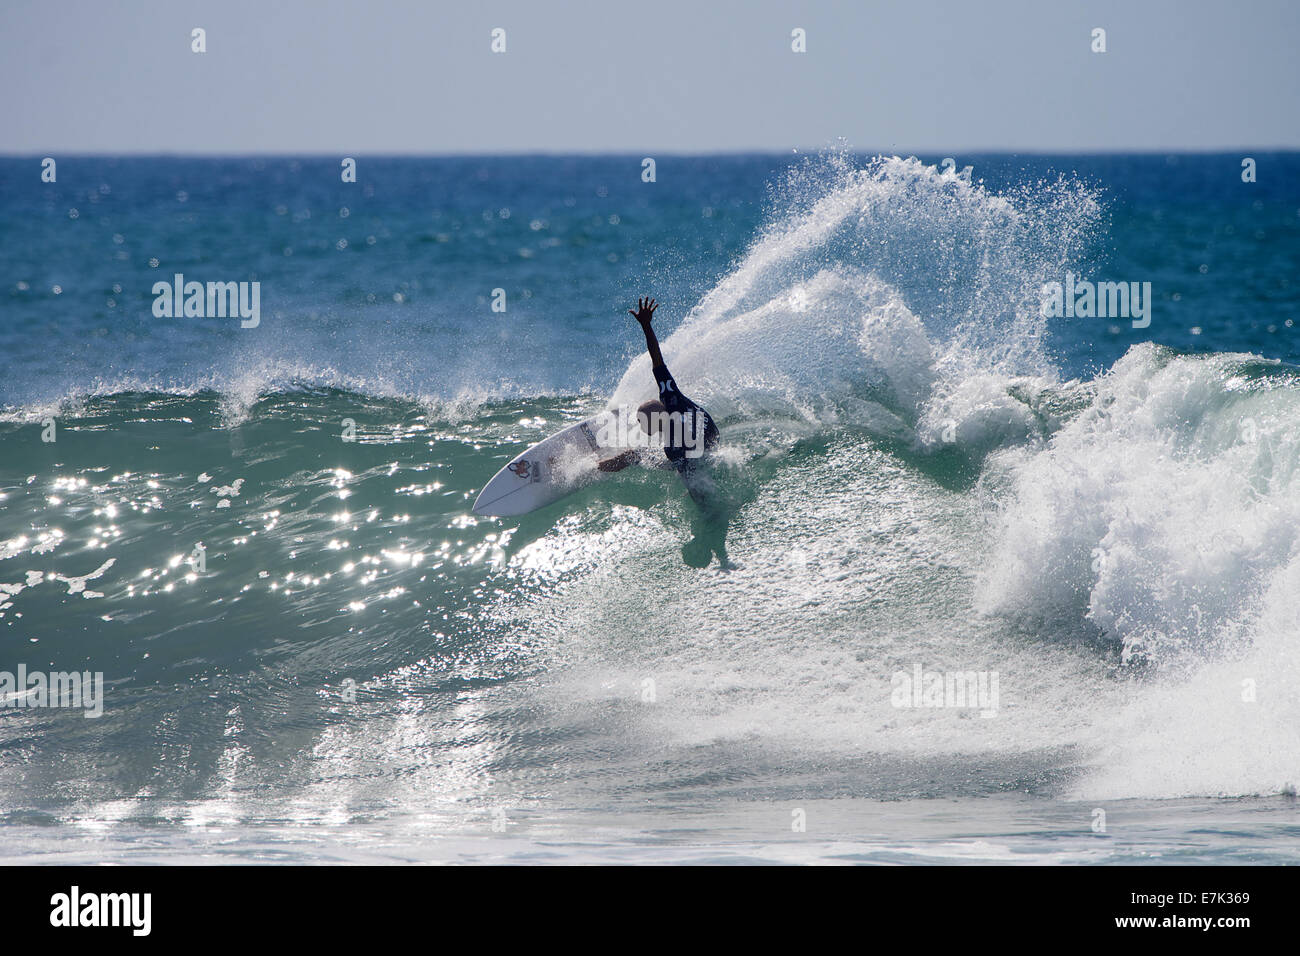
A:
[652,362,719,487]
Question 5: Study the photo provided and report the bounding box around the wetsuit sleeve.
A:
[652,363,684,411]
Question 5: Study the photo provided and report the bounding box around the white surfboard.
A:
[472,410,625,517]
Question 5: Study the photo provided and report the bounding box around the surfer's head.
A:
[636,399,667,435]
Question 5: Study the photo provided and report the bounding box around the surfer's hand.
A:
[629,297,657,326]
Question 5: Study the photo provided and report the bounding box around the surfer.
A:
[598,297,719,487]
[598,298,731,569]
[593,297,736,568]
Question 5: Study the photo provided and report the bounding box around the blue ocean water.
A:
[1,153,1298,863]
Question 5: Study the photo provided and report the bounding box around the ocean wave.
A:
[2,155,1295,809]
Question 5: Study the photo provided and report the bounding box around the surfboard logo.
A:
[508,461,531,479]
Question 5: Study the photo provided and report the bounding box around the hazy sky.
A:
[3,0,1297,154]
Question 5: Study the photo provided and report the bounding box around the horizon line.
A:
[3,146,1298,159]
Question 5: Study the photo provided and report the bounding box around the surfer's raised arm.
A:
[594,295,718,490]
[629,297,666,370]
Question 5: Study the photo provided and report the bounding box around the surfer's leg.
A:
[676,453,735,568]
[597,449,639,472]
[682,497,733,569]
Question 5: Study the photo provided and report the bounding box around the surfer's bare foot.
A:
[628,297,657,325]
